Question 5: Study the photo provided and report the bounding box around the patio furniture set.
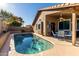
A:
[52,30,72,39]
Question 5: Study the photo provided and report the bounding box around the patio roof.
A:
[39,3,79,11]
[32,3,79,26]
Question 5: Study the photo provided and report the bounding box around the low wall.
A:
[0,32,10,49]
[8,26,33,33]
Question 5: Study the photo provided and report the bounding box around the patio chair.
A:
[64,31,72,39]
[52,31,58,37]
[57,31,65,38]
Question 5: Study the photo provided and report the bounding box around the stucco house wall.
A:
[33,12,44,35]
[46,15,59,35]
[33,11,60,36]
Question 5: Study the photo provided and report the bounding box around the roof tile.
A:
[39,3,79,11]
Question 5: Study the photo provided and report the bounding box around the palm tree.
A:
[0,9,13,32]
[0,9,13,19]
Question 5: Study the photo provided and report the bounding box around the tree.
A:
[9,20,22,26]
[18,17,24,25]
[4,16,23,27]
[0,9,24,27]
[0,9,13,18]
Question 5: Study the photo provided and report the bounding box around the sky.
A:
[0,3,60,25]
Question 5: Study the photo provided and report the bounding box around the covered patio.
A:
[43,6,79,46]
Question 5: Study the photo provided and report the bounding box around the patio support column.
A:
[72,13,77,46]
[44,15,47,36]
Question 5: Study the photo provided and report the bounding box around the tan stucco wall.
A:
[33,11,59,36]
[33,12,44,35]
[46,15,59,35]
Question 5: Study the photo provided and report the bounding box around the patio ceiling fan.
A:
[59,13,65,21]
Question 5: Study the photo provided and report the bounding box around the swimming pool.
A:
[14,33,54,54]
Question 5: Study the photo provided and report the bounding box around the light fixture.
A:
[59,13,64,21]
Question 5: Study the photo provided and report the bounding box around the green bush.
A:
[10,20,22,27]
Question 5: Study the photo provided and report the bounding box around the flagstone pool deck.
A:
[8,33,79,56]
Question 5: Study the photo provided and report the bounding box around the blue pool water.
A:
[14,34,53,54]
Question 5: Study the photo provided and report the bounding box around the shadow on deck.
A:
[54,37,79,47]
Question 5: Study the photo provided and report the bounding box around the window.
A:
[63,21,69,29]
[36,24,37,30]
[38,24,40,29]
[77,20,79,29]
[59,22,63,30]
[59,21,70,30]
